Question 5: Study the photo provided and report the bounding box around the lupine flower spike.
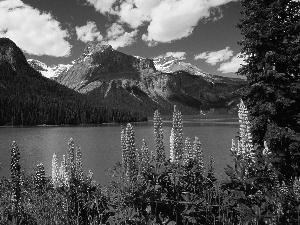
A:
[35,163,46,191]
[123,123,138,178]
[140,139,150,172]
[52,153,59,188]
[154,110,166,163]
[11,141,21,206]
[193,137,204,176]
[170,105,183,163]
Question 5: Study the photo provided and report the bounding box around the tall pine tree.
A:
[237,0,300,178]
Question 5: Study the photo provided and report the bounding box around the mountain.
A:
[0,38,146,126]
[27,59,73,79]
[153,55,213,80]
[57,42,246,115]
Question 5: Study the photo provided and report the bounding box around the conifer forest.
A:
[0,0,300,224]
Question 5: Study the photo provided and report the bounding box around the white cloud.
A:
[156,52,187,60]
[76,21,103,43]
[86,0,238,44]
[103,23,138,49]
[0,0,71,57]
[218,53,246,73]
[85,0,116,14]
[195,47,233,65]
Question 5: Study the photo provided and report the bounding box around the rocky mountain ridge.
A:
[56,42,246,115]
[0,38,146,125]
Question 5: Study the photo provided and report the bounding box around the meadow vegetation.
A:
[1,102,300,225]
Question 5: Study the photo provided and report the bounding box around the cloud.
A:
[195,47,233,65]
[156,52,187,60]
[218,53,246,73]
[0,0,71,57]
[103,23,138,49]
[76,21,103,43]
[85,0,116,14]
[86,0,238,44]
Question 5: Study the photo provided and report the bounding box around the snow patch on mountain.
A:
[152,55,213,80]
[27,59,72,79]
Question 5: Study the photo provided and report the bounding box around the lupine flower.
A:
[121,126,128,173]
[140,139,150,171]
[237,99,255,163]
[123,123,138,178]
[75,146,84,183]
[170,128,175,162]
[59,155,69,187]
[11,141,21,205]
[193,137,204,175]
[68,138,76,181]
[293,177,300,200]
[35,163,46,191]
[230,139,237,155]
[170,105,184,163]
[231,100,256,178]
[52,153,59,188]
[154,110,166,162]
[279,181,289,196]
[183,137,192,165]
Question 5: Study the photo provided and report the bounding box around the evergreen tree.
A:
[154,110,166,163]
[237,0,300,178]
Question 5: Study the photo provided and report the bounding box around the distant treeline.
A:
[0,61,147,126]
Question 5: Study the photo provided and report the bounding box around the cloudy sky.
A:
[0,0,246,78]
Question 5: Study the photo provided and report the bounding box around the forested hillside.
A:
[0,38,147,126]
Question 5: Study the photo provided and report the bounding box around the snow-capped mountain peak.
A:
[153,55,213,79]
[27,59,73,79]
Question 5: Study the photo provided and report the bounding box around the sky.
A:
[0,0,246,78]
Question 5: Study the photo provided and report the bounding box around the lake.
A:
[0,119,239,185]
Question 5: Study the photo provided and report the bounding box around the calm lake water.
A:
[0,119,239,185]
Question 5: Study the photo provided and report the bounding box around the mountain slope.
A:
[57,42,246,115]
[0,38,146,125]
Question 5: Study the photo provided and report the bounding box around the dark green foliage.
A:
[237,0,300,179]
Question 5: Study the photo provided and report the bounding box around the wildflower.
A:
[68,138,76,180]
[121,126,127,171]
[35,163,46,191]
[59,155,69,187]
[237,99,255,163]
[154,110,166,162]
[293,177,300,200]
[140,139,150,171]
[123,123,138,178]
[183,137,193,165]
[11,141,21,205]
[75,146,83,183]
[193,137,204,175]
[170,105,183,163]
[170,128,175,162]
[52,153,59,188]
